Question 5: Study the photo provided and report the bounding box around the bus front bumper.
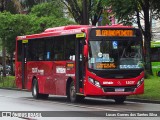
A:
[84,81,144,97]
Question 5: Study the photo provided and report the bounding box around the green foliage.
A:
[0,0,22,13]
[106,0,136,25]
[151,62,160,76]
[0,1,76,57]
[0,12,32,55]
[62,0,107,25]
[131,76,160,100]
[30,1,64,18]
[150,0,160,20]
[89,0,104,25]
[107,0,160,75]
[3,1,17,14]
[20,0,53,12]
[107,0,160,26]
[27,15,76,34]
[0,76,16,88]
[28,1,75,33]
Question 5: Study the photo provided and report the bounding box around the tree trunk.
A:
[144,37,152,75]
[10,53,15,75]
[0,0,5,12]
[82,0,89,25]
[143,0,152,75]
[92,15,98,26]
[2,45,6,77]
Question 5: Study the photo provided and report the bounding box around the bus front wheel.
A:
[68,81,84,102]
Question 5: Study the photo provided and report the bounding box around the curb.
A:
[0,87,28,92]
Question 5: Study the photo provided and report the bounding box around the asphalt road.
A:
[0,89,159,120]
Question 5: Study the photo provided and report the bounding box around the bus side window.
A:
[46,51,51,60]
[44,37,54,61]
[54,53,63,60]
[54,36,65,61]
[65,35,76,60]
[17,41,22,61]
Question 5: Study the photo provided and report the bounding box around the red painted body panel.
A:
[84,71,144,96]
[84,82,144,96]
[15,60,75,95]
[15,62,23,89]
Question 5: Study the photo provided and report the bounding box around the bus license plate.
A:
[115,88,124,92]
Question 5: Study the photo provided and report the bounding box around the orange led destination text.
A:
[96,30,134,37]
[96,63,116,69]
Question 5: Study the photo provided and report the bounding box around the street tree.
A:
[107,0,160,75]
[0,0,22,13]
[0,0,23,76]
[0,1,75,75]
[0,12,31,75]
[61,0,107,25]
[27,15,75,34]
[29,1,75,33]
[30,0,64,18]
[20,0,53,12]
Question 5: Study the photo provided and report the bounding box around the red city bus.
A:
[15,25,144,103]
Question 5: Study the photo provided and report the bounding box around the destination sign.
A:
[96,63,116,69]
[91,29,134,37]
[95,30,134,37]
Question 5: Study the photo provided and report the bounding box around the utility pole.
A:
[82,0,89,25]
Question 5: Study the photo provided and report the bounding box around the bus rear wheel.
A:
[68,81,84,102]
[114,96,126,104]
[32,79,49,99]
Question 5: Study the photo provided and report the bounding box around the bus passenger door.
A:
[75,34,85,93]
[21,40,28,89]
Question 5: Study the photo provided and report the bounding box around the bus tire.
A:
[114,96,126,104]
[68,81,84,103]
[40,94,49,99]
[32,79,41,99]
[32,78,49,99]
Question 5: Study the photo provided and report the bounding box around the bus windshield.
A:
[88,39,143,70]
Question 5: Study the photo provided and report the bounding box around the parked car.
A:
[0,65,11,75]
[6,65,11,74]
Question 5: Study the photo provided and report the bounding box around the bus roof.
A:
[16,24,135,40]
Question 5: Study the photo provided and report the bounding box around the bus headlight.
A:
[88,77,94,84]
[88,77,101,88]
[95,81,101,88]
[137,78,144,87]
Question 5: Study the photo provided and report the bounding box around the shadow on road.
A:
[24,95,127,106]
